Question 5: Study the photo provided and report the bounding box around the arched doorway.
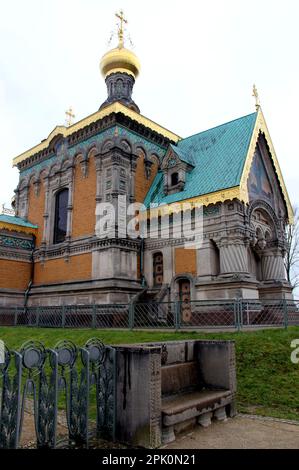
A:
[153,252,163,286]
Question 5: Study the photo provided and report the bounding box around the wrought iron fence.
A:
[0,299,298,330]
[0,339,116,449]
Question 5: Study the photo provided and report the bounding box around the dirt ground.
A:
[20,410,68,448]
[20,411,299,449]
[164,415,299,449]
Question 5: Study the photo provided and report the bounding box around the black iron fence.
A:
[0,299,299,330]
[0,339,116,449]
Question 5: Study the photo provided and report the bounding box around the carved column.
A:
[42,177,50,245]
[66,170,74,240]
[95,158,103,203]
[129,160,137,204]
[219,239,248,275]
[261,247,286,281]
[14,188,20,217]
[18,185,29,219]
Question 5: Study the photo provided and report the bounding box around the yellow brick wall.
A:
[0,258,31,290]
[135,154,159,203]
[72,158,96,238]
[27,182,45,247]
[34,253,92,285]
[175,248,197,276]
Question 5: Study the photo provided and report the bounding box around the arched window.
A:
[171,172,179,186]
[53,188,69,244]
[153,252,163,286]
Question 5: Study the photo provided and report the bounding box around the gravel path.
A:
[164,415,299,449]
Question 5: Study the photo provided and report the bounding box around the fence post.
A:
[61,305,66,328]
[234,299,241,332]
[14,307,18,326]
[283,295,288,329]
[239,299,243,330]
[175,301,181,331]
[129,302,135,330]
[92,304,96,329]
[36,307,40,327]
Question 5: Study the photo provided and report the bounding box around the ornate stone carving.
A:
[0,234,34,251]
[149,351,162,448]
[80,158,88,178]
[33,179,41,196]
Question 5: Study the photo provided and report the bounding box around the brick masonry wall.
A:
[135,154,158,203]
[175,247,197,276]
[72,157,96,238]
[28,181,45,247]
[0,258,31,290]
[34,253,92,285]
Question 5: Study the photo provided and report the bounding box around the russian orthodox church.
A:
[0,13,294,308]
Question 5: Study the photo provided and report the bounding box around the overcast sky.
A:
[0,0,298,210]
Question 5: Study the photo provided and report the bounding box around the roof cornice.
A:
[13,102,181,167]
[0,221,37,235]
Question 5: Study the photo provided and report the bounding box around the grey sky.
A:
[0,0,298,211]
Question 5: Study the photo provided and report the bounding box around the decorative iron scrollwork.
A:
[0,339,116,449]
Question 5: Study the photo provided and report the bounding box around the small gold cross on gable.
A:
[65,106,75,127]
[252,84,260,110]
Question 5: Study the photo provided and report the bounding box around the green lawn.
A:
[1,326,299,422]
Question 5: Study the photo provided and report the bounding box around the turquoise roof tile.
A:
[144,112,258,207]
[0,214,38,229]
[169,144,195,166]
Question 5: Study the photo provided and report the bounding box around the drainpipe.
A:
[24,237,35,311]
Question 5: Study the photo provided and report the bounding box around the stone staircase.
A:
[138,284,170,303]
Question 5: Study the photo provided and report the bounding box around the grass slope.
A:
[1,326,299,421]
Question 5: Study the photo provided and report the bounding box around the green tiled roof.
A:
[144,112,258,207]
[0,214,38,229]
[169,144,195,166]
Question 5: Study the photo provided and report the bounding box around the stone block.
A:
[214,406,227,422]
[197,411,212,427]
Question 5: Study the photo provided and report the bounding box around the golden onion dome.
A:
[100,46,140,80]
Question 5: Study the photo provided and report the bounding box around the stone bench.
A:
[159,341,236,443]
[114,339,237,448]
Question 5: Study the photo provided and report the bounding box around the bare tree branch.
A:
[285,205,299,289]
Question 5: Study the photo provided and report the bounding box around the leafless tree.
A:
[285,206,299,290]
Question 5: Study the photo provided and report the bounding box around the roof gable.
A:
[145,112,258,206]
[239,109,293,222]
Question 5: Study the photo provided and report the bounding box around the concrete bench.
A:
[114,339,237,448]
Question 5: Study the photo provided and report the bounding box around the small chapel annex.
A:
[0,12,294,309]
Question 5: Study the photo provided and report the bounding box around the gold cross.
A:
[115,10,128,48]
[252,84,260,110]
[65,106,75,127]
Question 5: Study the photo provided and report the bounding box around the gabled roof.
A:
[145,112,258,206]
[0,214,38,235]
[144,109,293,222]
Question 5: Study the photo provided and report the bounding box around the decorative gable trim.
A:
[240,108,293,223]
[161,148,180,170]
